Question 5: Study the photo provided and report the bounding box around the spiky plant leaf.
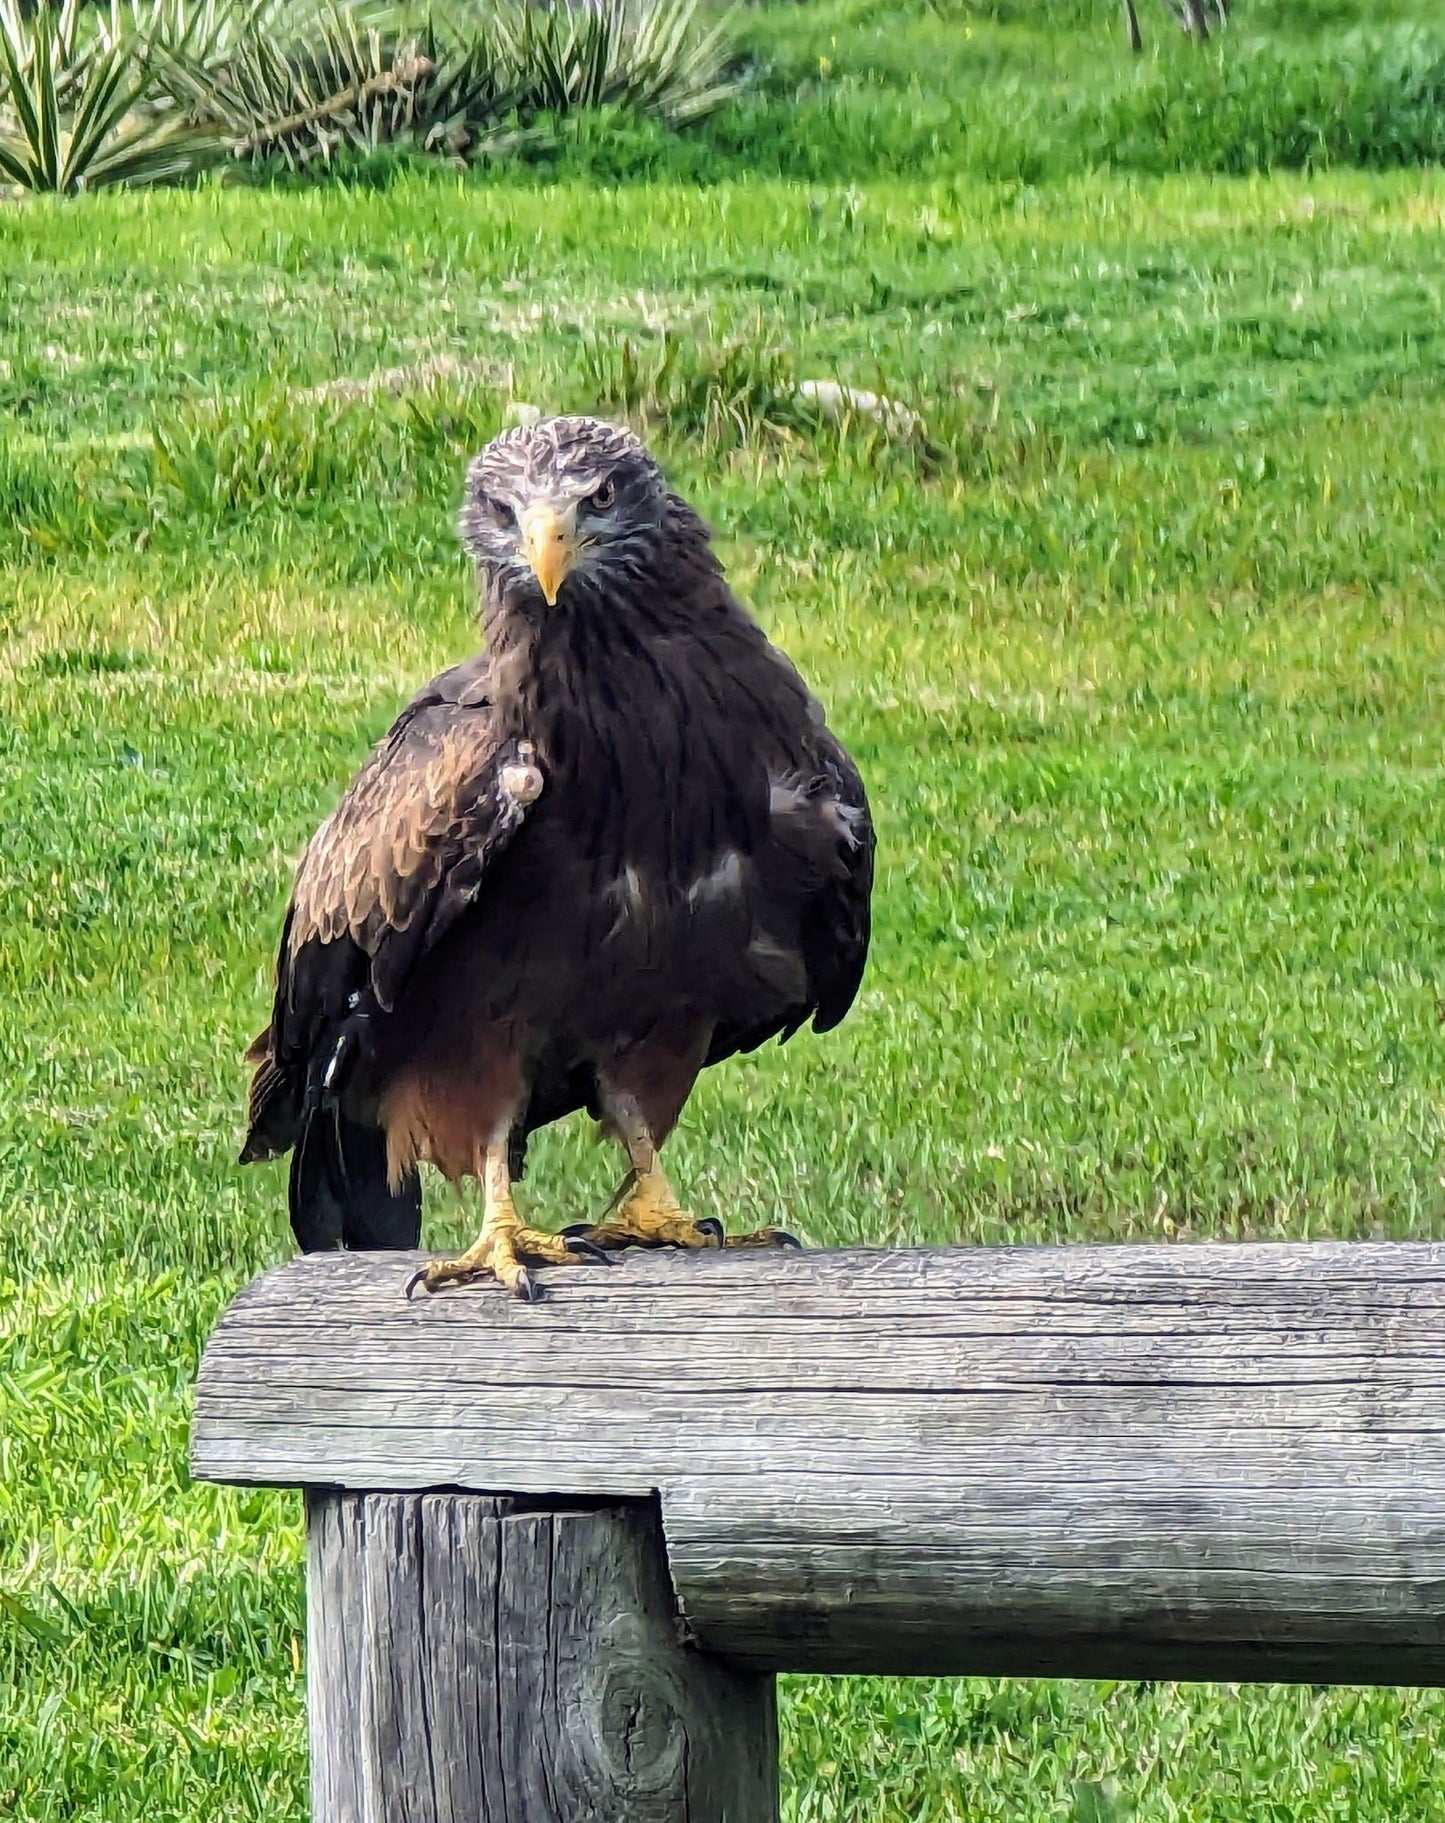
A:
[161,0,741,170]
[0,0,223,191]
[0,130,28,184]
[166,0,437,165]
[58,34,131,181]
[65,35,221,189]
[79,113,223,187]
[35,11,64,187]
[0,0,49,174]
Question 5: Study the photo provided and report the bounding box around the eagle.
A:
[241,416,874,1299]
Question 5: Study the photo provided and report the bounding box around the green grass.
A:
[6,0,1445,1816]
[552,0,1445,183]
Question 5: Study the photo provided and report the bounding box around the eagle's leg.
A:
[572,1094,799,1254]
[408,1134,607,1301]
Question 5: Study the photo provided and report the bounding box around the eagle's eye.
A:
[586,479,616,513]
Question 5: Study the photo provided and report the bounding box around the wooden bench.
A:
[191,1242,1445,1821]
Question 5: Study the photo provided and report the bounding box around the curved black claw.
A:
[561,1221,595,1239]
[774,1229,803,1250]
[564,1235,617,1265]
[404,1267,432,1302]
[515,1267,542,1304]
[695,1217,726,1246]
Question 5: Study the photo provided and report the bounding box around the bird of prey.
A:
[241,416,873,1299]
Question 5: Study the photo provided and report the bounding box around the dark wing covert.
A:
[801,728,874,1034]
[708,724,875,1067]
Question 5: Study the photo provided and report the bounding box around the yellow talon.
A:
[411,1219,579,1299]
[406,1120,801,1301]
[570,1165,800,1255]
[407,1138,606,1300]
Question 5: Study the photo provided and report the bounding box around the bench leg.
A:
[305,1491,779,1822]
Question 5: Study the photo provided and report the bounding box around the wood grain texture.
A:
[305,1492,777,1823]
[196,1243,1445,1683]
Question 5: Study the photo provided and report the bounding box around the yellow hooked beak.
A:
[520,502,581,606]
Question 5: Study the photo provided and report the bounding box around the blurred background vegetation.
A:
[3,0,1445,194]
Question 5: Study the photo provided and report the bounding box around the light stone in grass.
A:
[796,379,920,437]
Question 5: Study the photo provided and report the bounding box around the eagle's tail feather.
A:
[289,1106,422,1252]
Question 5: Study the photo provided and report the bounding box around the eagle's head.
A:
[460,416,668,609]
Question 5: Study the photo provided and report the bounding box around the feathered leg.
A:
[572,1032,799,1254]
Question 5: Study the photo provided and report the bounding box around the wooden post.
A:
[306,1491,778,1823]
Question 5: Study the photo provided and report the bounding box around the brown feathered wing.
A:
[241,656,538,1248]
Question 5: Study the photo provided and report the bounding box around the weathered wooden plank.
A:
[305,1492,777,1823]
[307,1491,371,1823]
[197,1244,1445,1684]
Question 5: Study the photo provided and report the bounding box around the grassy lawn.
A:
[5,0,1445,1816]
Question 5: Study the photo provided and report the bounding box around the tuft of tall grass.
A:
[1094,28,1445,173]
[147,389,411,515]
[675,3,1445,185]
[576,325,808,441]
[142,379,499,530]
